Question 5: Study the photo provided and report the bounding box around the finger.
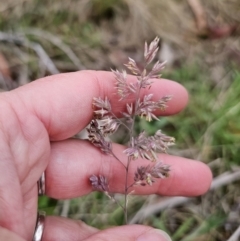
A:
[43,216,98,241]
[83,225,171,241]
[46,139,212,199]
[0,227,26,241]
[6,71,188,140]
[22,185,38,240]
[42,216,171,241]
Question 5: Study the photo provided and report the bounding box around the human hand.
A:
[0,71,212,241]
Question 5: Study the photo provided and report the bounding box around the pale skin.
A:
[0,71,212,241]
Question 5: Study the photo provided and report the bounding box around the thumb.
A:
[42,216,171,241]
[84,225,171,241]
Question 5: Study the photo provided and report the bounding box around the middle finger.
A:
[45,139,212,199]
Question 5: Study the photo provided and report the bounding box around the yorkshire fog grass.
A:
[88,37,174,224]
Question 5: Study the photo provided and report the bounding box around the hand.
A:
[0,71,212,241]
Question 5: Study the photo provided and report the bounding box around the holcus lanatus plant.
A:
[87,37,175,223]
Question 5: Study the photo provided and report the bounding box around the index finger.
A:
[8,70,188,140]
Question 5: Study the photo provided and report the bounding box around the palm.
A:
[0,101,51,239]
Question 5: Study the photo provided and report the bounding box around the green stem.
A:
[124,156,131,224]
[109,111,131,132]
[110,151,126,169]
[111,196,125,210]
[123,74,143,224]
[127,181,137,191]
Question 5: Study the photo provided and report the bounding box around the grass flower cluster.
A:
[87,37,175,223]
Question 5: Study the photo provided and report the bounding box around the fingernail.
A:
[137,229,171,241]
